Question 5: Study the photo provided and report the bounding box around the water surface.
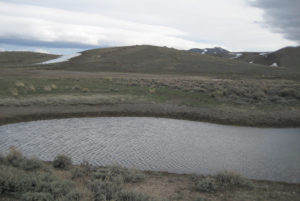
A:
[39,53,81,64]
[0,117,299,182]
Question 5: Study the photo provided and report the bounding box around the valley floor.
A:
[0,69,300,127]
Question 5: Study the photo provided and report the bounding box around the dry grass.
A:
[0,94,138,106]
[14,81,25,87]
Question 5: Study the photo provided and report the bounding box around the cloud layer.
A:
[0,2,214,50]
[0,0,298,53]
[250,0,300,42]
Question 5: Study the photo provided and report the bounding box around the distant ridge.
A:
[189,47,229,56]
[189,46,300,69]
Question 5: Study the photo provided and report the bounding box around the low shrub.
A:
[192,171,254,192]
[214,171,254,190]
[0,153,4,164]
[80,160,94,175]
[53,154,72,170]
[0,165,79,200]
[108,165,127,176]
[194,196,210,201]
[50,180,73,198]
[107,165,145,183]
[123,169,145,183]
[118,191,154,201]
[91,169,112,181]
[88,180,121,201]
[63,190,82,201]
[90,165,145,183]
[71,167,85,179]
[3,148,43,171]
[22,158,43,171]
[0,151,84,201]
[194,177,218,193]
[21,192,54,201]
[5,147,24,167]
[0,165,46,194]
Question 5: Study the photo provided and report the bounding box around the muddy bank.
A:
[1,103,300,127]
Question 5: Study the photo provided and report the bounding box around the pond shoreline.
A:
[1,103,300,127]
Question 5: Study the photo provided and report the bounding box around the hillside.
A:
[189,47,231,57]
[0,51,58,67]
[45,45,298,79]
[189,46,300,70]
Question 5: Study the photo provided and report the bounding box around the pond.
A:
[0,117,299,182]
[38,53,81,64]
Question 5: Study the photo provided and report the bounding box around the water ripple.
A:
[0,117,299,182]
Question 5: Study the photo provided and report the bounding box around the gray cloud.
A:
[250,0,300,42]
[0,1,298,52]
[0,37,99,49]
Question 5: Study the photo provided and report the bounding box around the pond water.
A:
[0,117,299,182]
[39,53,81,64]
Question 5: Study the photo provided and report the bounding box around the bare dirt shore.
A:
[1,103,300,127]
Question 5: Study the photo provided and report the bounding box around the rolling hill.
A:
[0,51,58,67]
[47,45,298,79]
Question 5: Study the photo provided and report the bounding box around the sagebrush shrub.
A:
[192,171,254,193]
[63,190,82,201]
[52,155,72,169]
[21,192,54,201]
[194,177,218,192]
[5,147,24,167]
[213,171,254,189]
[88,180,121,201]
[71,168,85,179]
[22,158,43,171]
[50,180,73,198]
[118,191,153,201]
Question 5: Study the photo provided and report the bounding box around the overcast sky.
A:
[0,0,299,54]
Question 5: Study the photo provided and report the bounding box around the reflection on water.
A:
[0,117,299,182]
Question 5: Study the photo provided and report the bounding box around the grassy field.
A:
[0,73,299,126]
[0,76,299,109]
[1,148,299,201]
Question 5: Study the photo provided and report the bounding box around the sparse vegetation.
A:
[193,196,210,201]
[0,149,299,201]
[2,147,43,171]
[21,192,54,201]
[191,171,254,193]
[117,191,154,201]
[89,165,145,184]
[71,168,86,180]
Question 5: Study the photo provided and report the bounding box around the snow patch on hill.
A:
[270,62,279,67]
